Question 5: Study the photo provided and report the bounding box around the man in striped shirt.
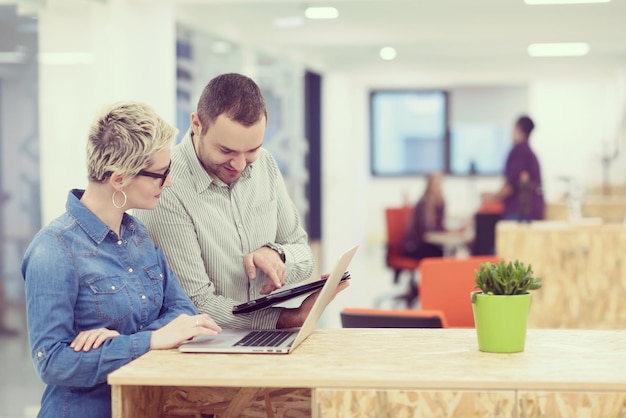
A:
[135,73,317,330]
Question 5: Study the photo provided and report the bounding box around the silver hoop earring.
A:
[112,190,127,209]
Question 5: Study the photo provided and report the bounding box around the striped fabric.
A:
[135,130,314,329]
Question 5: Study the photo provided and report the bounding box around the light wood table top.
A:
[108,328,626,392]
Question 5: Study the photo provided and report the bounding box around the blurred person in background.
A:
[403,173,446,261]
[484,114,544,221]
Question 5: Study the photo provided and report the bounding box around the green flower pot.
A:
[471,291,532,353]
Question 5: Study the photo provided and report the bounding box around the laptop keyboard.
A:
[235,330,294,347]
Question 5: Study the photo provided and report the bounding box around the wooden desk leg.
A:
[111,385,121,418]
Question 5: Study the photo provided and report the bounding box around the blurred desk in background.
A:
[496,220,626,329]
[546,198,626,223]
[582,197,626,223]
[588,184,626,197]
[423,230,472,257]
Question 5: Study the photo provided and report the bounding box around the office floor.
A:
[0,243,409,418]
[0,307,43,418]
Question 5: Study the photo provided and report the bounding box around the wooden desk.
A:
[588,184,626,197]
[496,220,626,329]
[423,230,472,257]
[583,197,626,223]
[546,198,626,223]
[108,328,626,418]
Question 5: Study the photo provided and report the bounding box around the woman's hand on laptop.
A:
[150,313,222,350]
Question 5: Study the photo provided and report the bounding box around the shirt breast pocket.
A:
[144,264,164,308]
[250,199,278,241]
[86,276,134,323]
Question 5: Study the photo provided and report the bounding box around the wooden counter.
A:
[108,328,626,418]
[496,220,626,329]
[546,198,626,223]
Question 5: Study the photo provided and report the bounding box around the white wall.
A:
[39,0,176,224]
[530,77,626,200]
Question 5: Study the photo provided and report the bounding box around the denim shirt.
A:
[21,189,198,418]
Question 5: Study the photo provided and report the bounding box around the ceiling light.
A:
[304,7,339,19]
[38,52,94,65]
[0,51,26,64]
[273,16,305,28]
[525,0,610,4]
[379,47,397,61]
[527,42,590,57]
[211,41,232,54]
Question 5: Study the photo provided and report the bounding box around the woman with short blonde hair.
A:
[22,101,221,418]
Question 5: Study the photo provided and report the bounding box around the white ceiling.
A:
[1,0,625,81]
[175,0,626,79]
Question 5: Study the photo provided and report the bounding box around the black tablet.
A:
[232,271,351,314]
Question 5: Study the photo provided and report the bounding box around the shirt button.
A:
[139,325,143,330]
[37,351,43,358]
[128,268,133,273]
[111,285,116,290]
[159,274,163,278]
[238,222,243,229]
[117,240,122,245]
[141,295,146,300]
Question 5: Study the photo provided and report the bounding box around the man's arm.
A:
[266,151,314,284]
[485,146,524,203]
[494,182,514,201]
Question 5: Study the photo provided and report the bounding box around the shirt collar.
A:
[66,189,135,244]
[179,129,216,193]
[179,128,254,192]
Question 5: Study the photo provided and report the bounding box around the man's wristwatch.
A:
[263,243,286,263]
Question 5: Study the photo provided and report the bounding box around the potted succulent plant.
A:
[471,260,542,353]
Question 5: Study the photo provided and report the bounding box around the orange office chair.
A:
[340,307,448,328]
[477,199,504,215]
[419,255,501,327]
[384,206,421,306]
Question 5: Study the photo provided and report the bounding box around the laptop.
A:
[179,245,358,354]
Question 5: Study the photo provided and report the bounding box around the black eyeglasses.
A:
[137,162,171,187]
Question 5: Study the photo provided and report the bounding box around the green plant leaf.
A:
[473,259,541,295]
